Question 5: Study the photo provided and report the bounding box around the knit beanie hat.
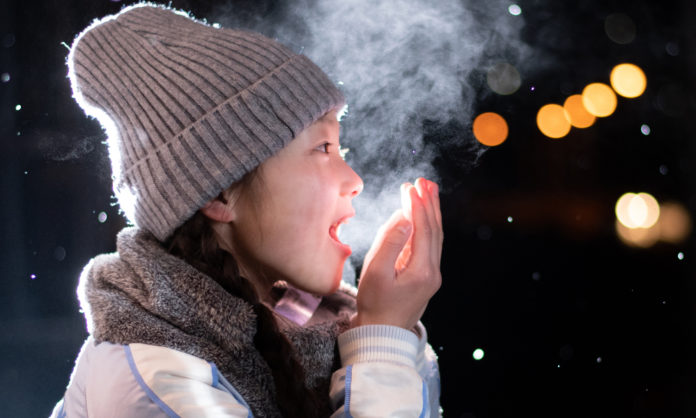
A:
[67,3,345,242]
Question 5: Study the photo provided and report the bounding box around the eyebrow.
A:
[316,111,339,124]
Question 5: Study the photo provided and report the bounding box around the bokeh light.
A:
[604,13,636,45]
[487,62,521,95]
[53,246,67,261]
[615,192,660,229]
[658,202,692,244]
[537,104,571,138]
[472,112,508,146]
[615,219,660,248]
[582,83,617,117]
[563,94,595,128]
[508,4,522,16]
[665,42,680,56]
[473,348,485,360]
[2,33,15,48]
[610,63,646,98]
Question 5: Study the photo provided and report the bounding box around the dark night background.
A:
[1,0,695,417]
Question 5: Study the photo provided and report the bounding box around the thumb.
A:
[366,210,413,276]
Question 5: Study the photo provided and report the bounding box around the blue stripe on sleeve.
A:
[57,401,66,418]
[124,345,180,418]
[214,370,254,418]
[419,380,428,418]
[209,362,220,389]
[345,365,354,418]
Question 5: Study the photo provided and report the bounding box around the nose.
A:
[342,163,363,198]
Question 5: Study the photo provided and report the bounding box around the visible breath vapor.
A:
[212,0,531,281]
[40,134,96,162]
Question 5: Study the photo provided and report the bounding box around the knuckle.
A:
[433,274,442,290]
[417,268,437,284]
[425,270,442,292]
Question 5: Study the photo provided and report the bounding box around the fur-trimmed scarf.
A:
[77,227,356,417]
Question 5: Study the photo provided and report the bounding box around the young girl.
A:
[52,3,442,417]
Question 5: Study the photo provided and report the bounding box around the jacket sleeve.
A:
[329,322,442,417]
[119,343,253,418]
[54,338,253,418]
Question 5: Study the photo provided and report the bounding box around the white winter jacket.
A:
[51,322,440,417]
[50,227,441,417]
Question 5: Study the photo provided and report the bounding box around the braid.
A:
[166,209,327,418]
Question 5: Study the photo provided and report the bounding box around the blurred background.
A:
[1,0,694,416]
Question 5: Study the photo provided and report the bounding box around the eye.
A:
[315,142,330,153]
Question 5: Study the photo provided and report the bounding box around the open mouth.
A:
[329,215,353,253]
[329,222,345,244]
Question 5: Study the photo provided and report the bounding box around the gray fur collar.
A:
[77,226,356,417]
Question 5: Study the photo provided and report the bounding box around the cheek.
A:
[246,162,342,258]
[267,168,333,219]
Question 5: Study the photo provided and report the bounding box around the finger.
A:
[396,183,416,271]
[416,178,438,237]
[401,182,413,222]
[394,230,413,273]
[429,181,444,262]
[430,181,442,231]
[415,178,440,267]
[365,209,412,278]
[406,182,432,272]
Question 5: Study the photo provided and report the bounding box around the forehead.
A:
[300,111,339,138]
[316,110,339,127]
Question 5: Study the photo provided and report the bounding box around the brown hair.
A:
[164,173,327,417]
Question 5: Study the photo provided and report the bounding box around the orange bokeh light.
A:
[582,83,617,117]
[615,219,660,248]
[610,63,647,98]
[563,94,596,128]
[659,202,692,244]
[472,112,508,146]
[536,104,571,138]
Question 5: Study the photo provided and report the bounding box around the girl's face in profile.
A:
[228,110,363,295]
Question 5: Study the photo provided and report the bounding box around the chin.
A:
[291,253,348,296]
[327,273,344,295]
[312,265,346,296]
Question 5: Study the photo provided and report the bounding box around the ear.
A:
[200,197,236,223]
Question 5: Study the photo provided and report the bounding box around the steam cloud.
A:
[212,0,532,282]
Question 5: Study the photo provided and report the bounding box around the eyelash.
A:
[316,143,350,160]
[316,143,330,153]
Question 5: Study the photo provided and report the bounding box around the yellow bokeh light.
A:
[472,112,508,146]
[658,202,692,244]
[636,192,660,228]
[537,104,571,138]
[582,83,617,117]
[615,192,660,229]
[563,94,596,128]
[610,63,646,98]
